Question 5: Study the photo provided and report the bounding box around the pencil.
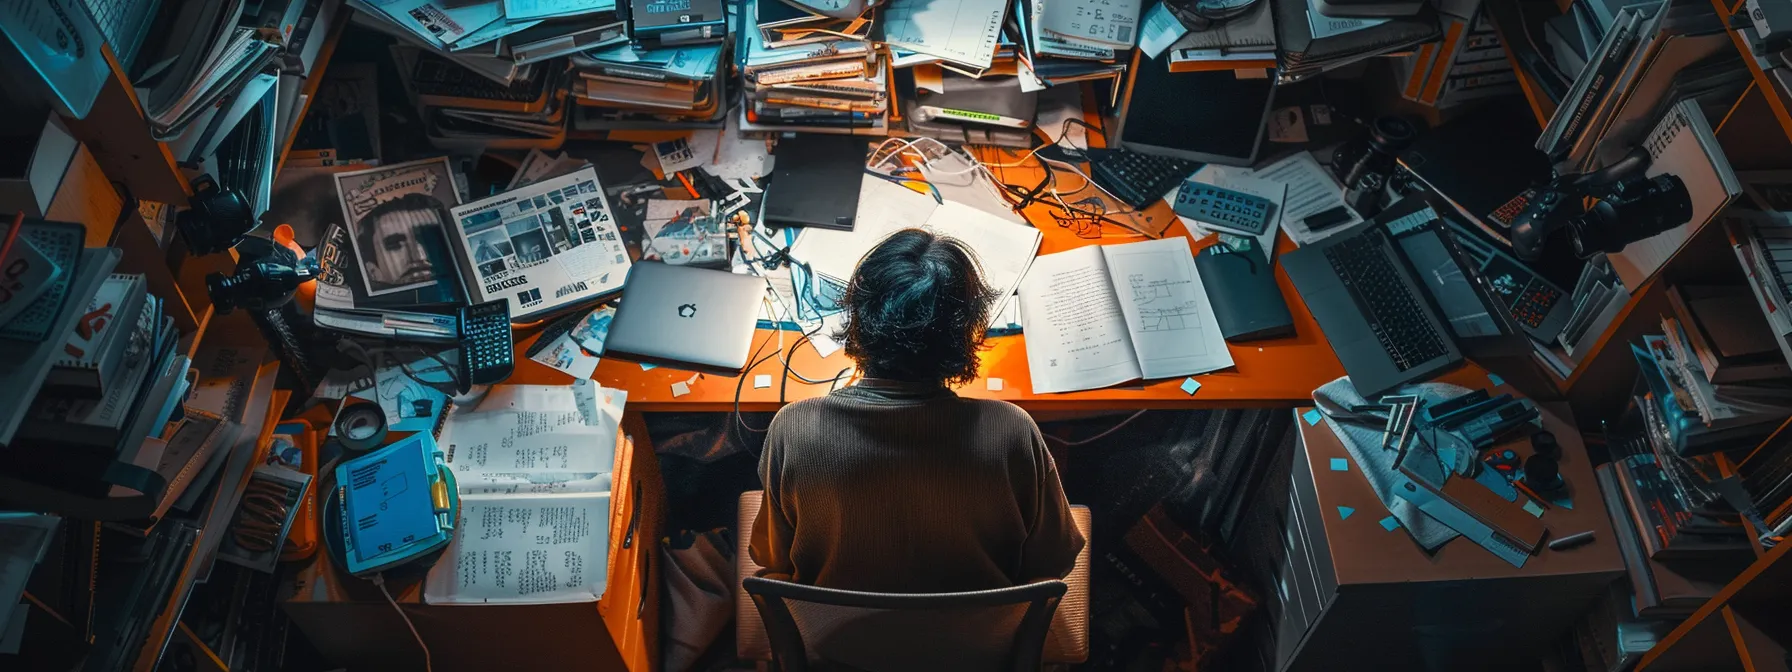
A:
[1513,480,1552,509]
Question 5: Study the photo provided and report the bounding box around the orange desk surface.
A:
[507,153,1346,412]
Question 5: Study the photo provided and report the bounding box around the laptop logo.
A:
[677,303,697,318]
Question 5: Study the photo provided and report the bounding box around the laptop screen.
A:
[1395,228,1503,340]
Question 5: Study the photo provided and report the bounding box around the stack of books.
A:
[1636,320,1792,457]
[1270,0,1444,82]
[0,219,203,511]
[1393,3,1518,108]
[740,3,887,134]
[1596,431,1756,621]
[391,48,574,150]
[345,0,630,145]
[571,42,731,131]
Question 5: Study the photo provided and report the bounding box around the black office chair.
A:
[741,576,1068,672]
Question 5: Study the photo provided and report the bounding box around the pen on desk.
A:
[1512,480,1551,509]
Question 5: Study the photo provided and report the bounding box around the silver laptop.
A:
[605,262,764,373]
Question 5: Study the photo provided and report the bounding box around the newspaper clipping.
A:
[451,166,630,319]
[332,157,462,297]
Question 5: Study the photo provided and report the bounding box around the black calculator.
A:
[1087,149,1199,209]
[1173,183,1274,236]
[458,300,515,391]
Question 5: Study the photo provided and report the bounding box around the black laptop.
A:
[1284,198,1490,398]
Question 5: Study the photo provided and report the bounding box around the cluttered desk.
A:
[5,0,1792,670]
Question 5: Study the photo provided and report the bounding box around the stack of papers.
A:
[1271,0,1443,82]
[740,0,888,135]
[570,42,730,130]
[425,384,626,604]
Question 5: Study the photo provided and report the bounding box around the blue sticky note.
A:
[1303,409,1322,426]
[1488,373,1506,387]
[1337,506,1355,520]
[1523,499,1545,518]
[1330,457,1348,472]
[1379,516,1401,532]
[640,363,657,371]
[1180,378,1202,395]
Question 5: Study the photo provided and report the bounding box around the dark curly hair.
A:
[838,229,997,387]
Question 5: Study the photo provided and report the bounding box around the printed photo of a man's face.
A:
[354,193,447,293]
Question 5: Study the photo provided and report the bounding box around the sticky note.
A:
[670,381,690,398]
[1523,500,1545,518]
[1180,378,1202,395]
[640,363,658,371]
[1330,458,1348,472]
[1303,409,1322,426]
[754,374,772,389]
[1379,516,1401,532]
[1488,373,1506,387]
[1337,506,1354,520]
[986,377,1005,391]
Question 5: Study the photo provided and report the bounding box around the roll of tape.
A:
[334,403,387,452]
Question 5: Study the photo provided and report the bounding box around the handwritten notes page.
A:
[1100,238,1233,378]
[424,492,612,604]
[1019,246,1142,393]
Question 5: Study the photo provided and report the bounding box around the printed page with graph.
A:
[1100,238,1234,379]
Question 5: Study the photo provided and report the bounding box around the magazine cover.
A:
[451,167,631,321]
[333,157,463,297]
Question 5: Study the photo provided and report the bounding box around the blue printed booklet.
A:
[335,433,457,575]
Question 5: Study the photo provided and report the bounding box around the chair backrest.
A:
[742,576,1067,672]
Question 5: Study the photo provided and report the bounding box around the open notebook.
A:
[1019,238,1233,393]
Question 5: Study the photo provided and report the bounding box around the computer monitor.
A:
[1113,51,1277,167]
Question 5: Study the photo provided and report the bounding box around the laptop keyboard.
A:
[1324,230,1448,372]
[1089,150,1198,209]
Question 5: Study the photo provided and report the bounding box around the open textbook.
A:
[1019,238,1233,393]
[425,383,624,605]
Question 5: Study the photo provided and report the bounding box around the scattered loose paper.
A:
[1337,506,1355,520]
[754,374,772,389]
[1180,377,1201,395]
[1303,409,1323,426]
[1523,500,1546,518]
[1330,457,1348,472]
[1379,516,1401,532]
[671,381,691,397]
[987,377,1005,391]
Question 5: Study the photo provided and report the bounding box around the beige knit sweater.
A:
[749,378,1085,593]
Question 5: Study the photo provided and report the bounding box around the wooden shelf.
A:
[1727,607,1791,672]
[130,370,285,672]
[273,10,348,179]
[1640,541,1792,670]
[1711,0,1792,148]
[61,46,192,206]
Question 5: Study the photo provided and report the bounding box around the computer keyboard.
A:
[1088,149,1198,209]
[1324,230,1448,371]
